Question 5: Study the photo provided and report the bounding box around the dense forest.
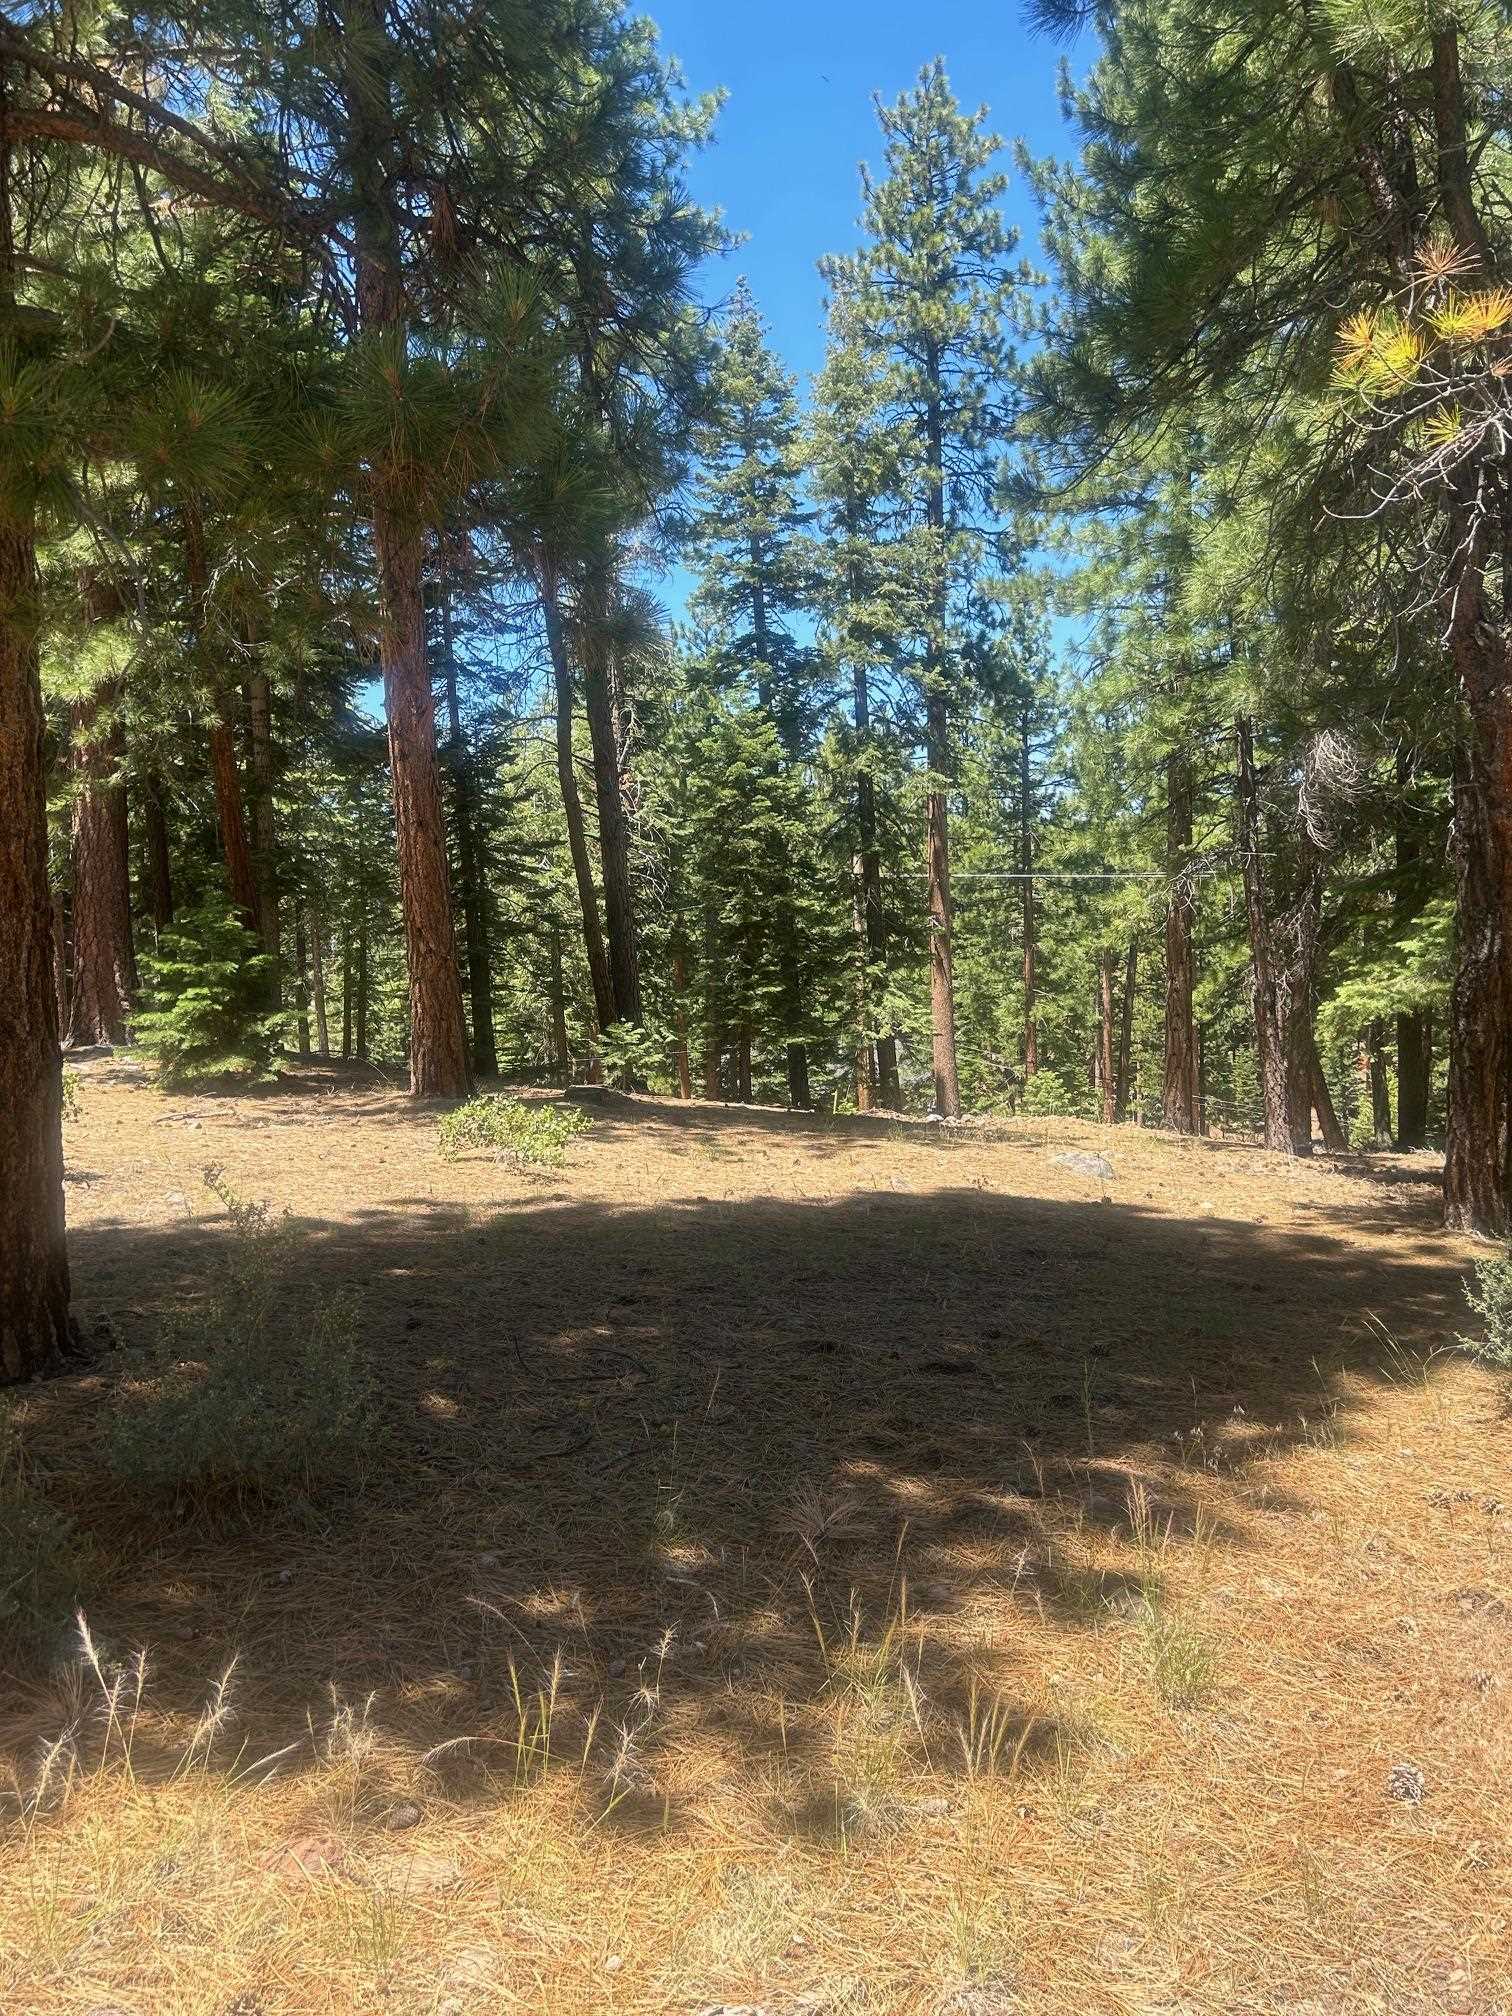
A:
[3,0,1511,1384]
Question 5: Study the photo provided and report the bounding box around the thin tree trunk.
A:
[340,911,352,1061]
[1236,717,1317,1156]
[66,679,135,1047]
[1311,1040,1348,1153]
[294,911,311,1058]
[438,577,497,1079]
[1394,745,1431,1149]
[345,0,469,1098]
[923,348,961,1120]
[579,551,641,1026]
[0,120,73,1378]
[1115,941,1137,1124]
[1367,1022,1393,1145]
[539,556,615,1035]
[247,668,280,980]
[355,903,370,1063]
[548,921,571,1085]
[737,1026,753,1104]
[702,899,721,1099]
[1162,749,1199,1132]
[142,770,174,929]
[52,890,69,1034]
[184,502,260,926]
[308,903,330,1059]
[852,866,875,1110]
[672,939,693,1100]
[1020,702,1038,1081]
[1098,950,1118,1127]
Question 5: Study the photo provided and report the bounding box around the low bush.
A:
[106,1169,378,1499]
[437,1094,591,1169]
[0,1401,83,1657]
[1459,1248,1512,1370]
[1020,1067,1095,1121]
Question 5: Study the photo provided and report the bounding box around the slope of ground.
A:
[2,1059,1509,2016]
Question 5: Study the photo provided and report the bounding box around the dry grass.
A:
[2,1056,1509,2015]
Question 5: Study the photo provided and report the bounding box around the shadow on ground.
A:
[3,1104,1464,1832]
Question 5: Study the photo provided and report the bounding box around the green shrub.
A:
[107,1170,378,1499]
[437,1094,591,1169]
[1459,1249,1512,1370]
[134,897,283,1089]
[1021,1067,1094,1121]
[60,1067,81,1122]
[594,1019,667,1091]
[0,1401,82,1657]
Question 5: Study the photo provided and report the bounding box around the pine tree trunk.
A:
[923,354,961,1120]
[540,556,615,1035]
[851,622,897,1108]
[308,903,331,1059]
[549,921,571,1085]
[852,867,875,1110]
[1311,1040,1348,1153]
[66,682,135,1047]
[52,890,69,1033]
[0,491,74,1382]
[579,552,641,1025]
[355,903,369,1063]
[1444,710,1512,1231]
[1098,950,1118,1127]
[1020,703,1038,1081]
[1236,717,1317,1156]
[294,911,311,1058]
[247,669,282,1012]
[142,770,174,929]
[1367,1022,1393,1145]
[345,0,469,1099]
[1393,747,1431,1148]
[672,940,693,1100]
[183,502,260,926]
[738,1026,754,1104]
[1115,941,1137,1124]
[702,900,722,1099]
[1162,750,1199,1132]
[438,580,497,1079]
[340,913,353,1061]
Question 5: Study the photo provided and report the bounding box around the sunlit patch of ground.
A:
[3,1059,1508,2014]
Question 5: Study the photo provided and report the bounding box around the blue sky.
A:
[647,0,1073,383]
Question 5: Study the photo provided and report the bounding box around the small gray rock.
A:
[1051,1151,1114,1182]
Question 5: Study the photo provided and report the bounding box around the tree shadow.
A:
[3,1159,1465,1844]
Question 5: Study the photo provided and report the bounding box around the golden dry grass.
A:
[2,1057,1509,2015]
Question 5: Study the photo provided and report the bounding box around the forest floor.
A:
[3,1058,1510,2016]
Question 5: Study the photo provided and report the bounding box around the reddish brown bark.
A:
[0,504,74,1381]
[347,0,469,1099]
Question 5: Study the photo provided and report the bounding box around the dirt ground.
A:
[3,1057,1510,2016]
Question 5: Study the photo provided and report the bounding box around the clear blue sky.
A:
[646,0,1072,383]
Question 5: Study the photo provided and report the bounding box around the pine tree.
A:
[690,280,825,1107]
[827,62,1034,1117]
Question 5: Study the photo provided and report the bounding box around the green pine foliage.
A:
[134,898,284,1089]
